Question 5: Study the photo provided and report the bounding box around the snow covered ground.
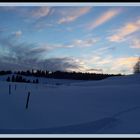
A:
[0,74,140,134]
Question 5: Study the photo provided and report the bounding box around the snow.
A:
[0,74,140,134]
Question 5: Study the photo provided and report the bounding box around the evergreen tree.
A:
[6,77,10,82]
[12,75,15,82]
[133,57,140,74]
[15,75,19,82]
[36,79,39,83]
[27,80,31,83]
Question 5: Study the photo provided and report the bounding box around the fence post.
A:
[15,85,16,91]
[9,84,11,95]
[26,91,31,109]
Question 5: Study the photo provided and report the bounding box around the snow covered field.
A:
[0,74,140,134]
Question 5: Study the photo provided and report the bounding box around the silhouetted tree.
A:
[6,77,10,82]
[12,75,15,82]
[10,69,122,81]
[0,71,12,75]
[22,78,26,83]
[15,75,19,82]
[36,79,39,83]
[27,80,31,83]
[133,57,140,74]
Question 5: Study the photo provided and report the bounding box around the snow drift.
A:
[0,74,140,134]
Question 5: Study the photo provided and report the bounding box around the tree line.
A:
[0,71,12,75]
[14,70,122,80]
[6,75,39,84]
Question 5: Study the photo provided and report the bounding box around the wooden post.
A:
[26,92,31,109]
[9,84,11,95]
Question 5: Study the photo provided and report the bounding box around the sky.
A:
[0,5,140,74]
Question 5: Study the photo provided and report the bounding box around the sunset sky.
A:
[0,5,140,74]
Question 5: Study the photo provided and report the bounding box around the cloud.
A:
[130,38,140,49]
[40,57,82,72]
[13,30,22,37]
[0,29,137,74]
[0,6,16,11]
[0,6,51,20]
[90,46,116,56]
[107,56,138,74]
[32,7,91,30]
[0,33,102,73]
[51,56,137,74]
[0,48,90,72]
[0,33,43,64]
[34,22,53,31]
[0,36,99,67]
[108,18,140,42]
[58,7,92,24]
[83,54,138,74]
[34,37,99,50]
[87,55,139,74]
[59,57,103,73]
[88,8,121,30]
[67,38,99,48]
[85,55,113,67]
[86,68,103,73]
[0,32,137,74]
[114,57,138,66]
[0,32,93,72]
[109,56,138,74]
[30,7,52,19]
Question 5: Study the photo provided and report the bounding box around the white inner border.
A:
[0,2,140,138]
[0,2,140,6]
[1,134,140,138]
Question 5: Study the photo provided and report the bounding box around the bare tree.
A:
[133,57,140,74]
